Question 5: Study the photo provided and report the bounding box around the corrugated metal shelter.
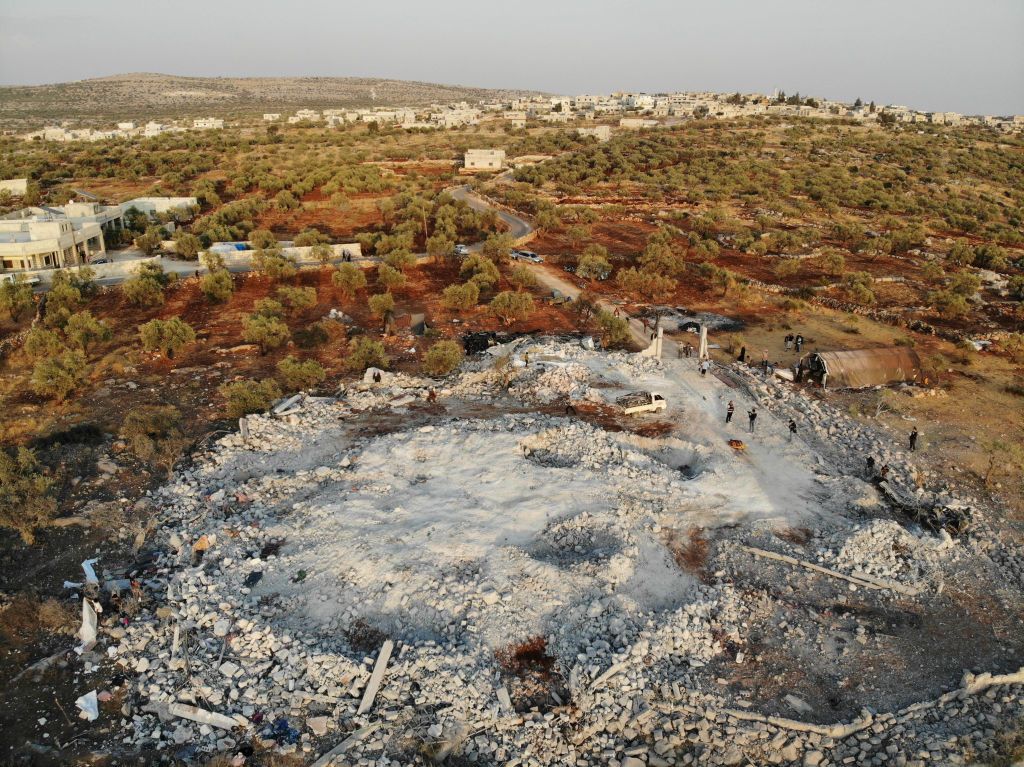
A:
[800,348,922,389]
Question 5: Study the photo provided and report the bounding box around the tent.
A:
[800,347,922,389]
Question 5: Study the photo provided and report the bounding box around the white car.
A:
[453,244,469,257]
[516,250,544,263]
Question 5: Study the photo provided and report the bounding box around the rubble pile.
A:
[62,342,1022,766]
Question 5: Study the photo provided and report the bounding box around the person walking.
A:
[748,407,758,433]
[700,359,710,377]
[788,418,797,441]
[726,401,735,424]
[909,427,918,452]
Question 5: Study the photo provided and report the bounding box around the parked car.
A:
[90,258,111,265]
[563,263,576,274]
[516,250,544,263]
[0,273,40,285]
[453,244,469,257]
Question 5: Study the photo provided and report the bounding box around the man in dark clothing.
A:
[866,455,876,478]
[685,343,693,358]
[738,346,747,362]
[788,419,797,441]
[748,408,758,433]
[795,334,804,353]
[909,428,918,452]
[373,370,382,383]
[726,401,735,424]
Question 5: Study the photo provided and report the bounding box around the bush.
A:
[368,292,395,319]
[201,269,234,302]
[489,290,534,325]
[0,447,56,544]
[253,298,285,318]
[442,281,480,311]
[310,243,334,264]
[277,355,327,391]
[346,336,389,372]
[201,250,226,272]
[123,263,173,307]
[615,267,677,301]
[927,289,970,317]
[119,405,187,476]
[774,258,801,278]
[64,310,111,352]
[249,229,278,249]
[135,225,164,255]
[576,252,612,280]
[294,228,328,247]
[219,378,282,419]
[173,232,202,260]
[253,248,298,280]
[422,339,464,376]
[596,309,631,348]
[0,276,34,321]
[139,317,196,358]
[383,249,416,272]
[242,314,290,354]
[31,349,86,401]
[277,285,317,312]
[333,263,367,298]
[481,233,515,262]
[294,321,331,348]
[460,254,500,290]
[818,250,846,276]
[509,265,538,290]
[23,327,65,359]
[377,263,407,292]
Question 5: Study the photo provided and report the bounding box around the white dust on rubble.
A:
[89,340,1019,765]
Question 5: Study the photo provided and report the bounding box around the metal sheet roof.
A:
[811,347,922,389]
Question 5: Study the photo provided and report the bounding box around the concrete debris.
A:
[69,340,1022,765]
[75,690,98,721]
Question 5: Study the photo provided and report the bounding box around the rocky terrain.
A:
[47,339,1024,766]
[0,73,544,128]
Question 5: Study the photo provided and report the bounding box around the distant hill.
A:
[0,73,545,129]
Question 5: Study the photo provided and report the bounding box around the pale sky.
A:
[1,0,1022,115]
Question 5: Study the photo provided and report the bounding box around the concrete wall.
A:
[16,255,162,284]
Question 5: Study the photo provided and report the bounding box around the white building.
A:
[463,149,506,171]
[0,178,29,197]
[0,207,113,273]
[577,125,611,142]
[193,117,224,130]
[619,118,659,129]
[144,121,167,137]
[263,113,281,122]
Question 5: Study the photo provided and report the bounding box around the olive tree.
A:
[138,317,196,358]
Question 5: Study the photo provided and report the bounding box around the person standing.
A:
[795,334,804,353]
[726,401,735,424]
[866,455,876,478]
[909,427,918,452]
[788,418,797,441]
[784,334,793,351]
[748,407,758,433]
[738,346,747,363]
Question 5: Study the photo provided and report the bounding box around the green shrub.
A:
[277,355,326,391]
[31,349,86,401]
[119,405,187,476]
[0,276,34,321]
[242,314,290,354]
[294,321,330,348]
[595,310,630,348]
[346,336,389,372]
[576,252,612,280]
[460,254,500,290]
[333,262,367,298]
[138,317,196,358]
[377,263,407,292]
[489,291,534,325]
[442,281,480,311]
[23,327,65,359]
[64,310,111,352]
[422,339,464,376]
[277,285,317,312]
[220,378,282,419]
[253,248,297,280]
[201,270,234,302]
[253,297,285,318]
[0,447,56,544]
[368,292,395,319]
[509,265,538,290]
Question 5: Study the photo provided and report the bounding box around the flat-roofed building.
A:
[0,215,106,272]
[463,148,506,171]
[0,178,28,197]
[577,125,611,142]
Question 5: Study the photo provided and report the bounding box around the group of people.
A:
[724,400,798,438]
[784,333,805,353]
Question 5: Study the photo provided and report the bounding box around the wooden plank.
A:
[356,639,394,715]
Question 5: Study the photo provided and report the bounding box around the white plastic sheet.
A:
[76,598,98,654]
[81,558,100,585]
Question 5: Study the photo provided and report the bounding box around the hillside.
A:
[0,72,544,128]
